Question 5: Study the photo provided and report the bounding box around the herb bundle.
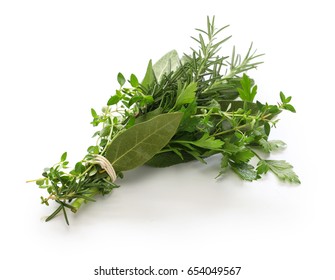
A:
[29,17,299,224]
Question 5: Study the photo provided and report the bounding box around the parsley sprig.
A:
[28,16,299,224]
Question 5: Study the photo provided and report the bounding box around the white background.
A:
[1,0,334,279]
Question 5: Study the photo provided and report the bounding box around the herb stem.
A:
[71,187,100,213]
[251,149,262,160]
[213,124,249,136]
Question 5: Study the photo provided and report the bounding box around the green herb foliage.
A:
[29,16,299,224]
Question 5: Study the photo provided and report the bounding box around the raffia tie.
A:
[94,155,117,182]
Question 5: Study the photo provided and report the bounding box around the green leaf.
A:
[220,153,229,170]
[220,100,258,113]
[99,138,108,147]
[259,139,286,153]
[264,122,271,136]
[216,153,229,178]
[106,112,183,171]
[117,72,126,87]
[128,95,142,107]
[268,105,281,114]
[256,160,269,174]
[107,95,121,106]
[175,82,197,107]
[285,96,292,103]
[280,91,286,103]
[237,74,257,102]
[36,179,45,186]
[283,104,296,113]
[191,133,224,150]
[251,85,257,100]
[178,101,198,132]
[130,74,139,87]
[279,92,292,104]
[74,162,86,174]
[230,162,259,181]
[88,167,98,177]
[206,99,221,111]
[100,125,111,137]
[145,150,195,167]
[179,116,199,133]
[125,116,135,128]
[87,145,100,154]
[185,149,206,164]
[60,152,67,162]
[141,60,155,88]
[231,148,254,163]
[257,160,300,183]
[152,50,180,82]
[135,107,163,124]
[91,108,98,118]
[223,142,241,154]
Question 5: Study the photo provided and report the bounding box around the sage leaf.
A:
[153,50,180,82]
[141,59,155,88]
[106,112,183,171]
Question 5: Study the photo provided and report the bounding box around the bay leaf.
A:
[134,107,163,124]
[105,112,183,172]
[145,151,195,167]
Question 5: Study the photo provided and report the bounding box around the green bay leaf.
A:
[105,112,183,171]
[134,107,163,124]
[145,151,196,167]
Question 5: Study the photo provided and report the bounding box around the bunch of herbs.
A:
[28,17,299,224]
